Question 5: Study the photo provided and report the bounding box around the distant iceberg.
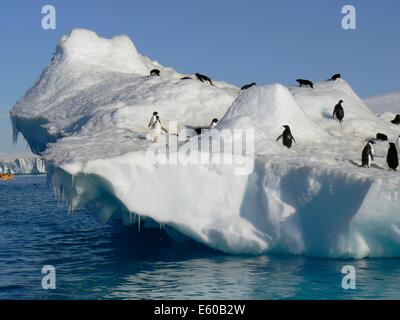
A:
[10,29,400,258]
[364,91,400,114]
[0,154,46,174]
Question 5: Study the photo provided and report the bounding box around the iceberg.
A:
[364,91,400,127]
[365,91,400,114]
[10,29,400,258]
[0,153,46,175]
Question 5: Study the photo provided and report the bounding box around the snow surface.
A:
[10,29,400,258]
[0,153,46,174]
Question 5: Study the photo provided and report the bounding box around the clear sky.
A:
[1,0,399,154]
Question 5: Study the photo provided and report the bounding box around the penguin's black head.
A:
[153,111,158,115]
[389,142,395,147]
[195,73,200,77]
[282,125,290,130]
[251,82,256,86]
[368,140,375,144]
[212,118,218,123]
[339,100,343,104]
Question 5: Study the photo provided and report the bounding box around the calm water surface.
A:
[1,175,399,299]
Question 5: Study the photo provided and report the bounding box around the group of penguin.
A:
[272,75,341,149]
[147,70,399,171]
[362,139,399,171]
[150,69,214,86]
[147,69,217,142]
[276,73,399,171]
[146,110,219,142]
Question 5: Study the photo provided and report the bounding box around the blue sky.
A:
[1,0,399,154]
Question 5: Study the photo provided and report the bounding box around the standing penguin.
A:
[276,125,296,148]
[148,111,158,128]
[148,115,168,142]
[387,143,399,171]
[361,140,375,168]
[333,100,344,124]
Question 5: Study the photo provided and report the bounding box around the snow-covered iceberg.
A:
[10,29,400,258]
[0,154,46,174]
[365,91,400,114]
[364,91,400,126]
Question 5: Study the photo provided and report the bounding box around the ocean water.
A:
[0,175,400,300]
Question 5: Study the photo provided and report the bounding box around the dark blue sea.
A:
[1,175,399,300]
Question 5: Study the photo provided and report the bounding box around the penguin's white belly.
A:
[147,124,164,142]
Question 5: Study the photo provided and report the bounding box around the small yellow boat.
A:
[0,173,15,181]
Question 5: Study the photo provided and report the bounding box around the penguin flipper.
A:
[276,134,283,142]
[148,118,155,128]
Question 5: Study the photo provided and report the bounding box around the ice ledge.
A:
[46,152,400,258]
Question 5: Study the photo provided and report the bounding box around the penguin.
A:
[241,83,256,90]
[276,125,296,148]
[193,118,219,135]
[387,142,399,171]
[148,115,168,142]
[209,118,219,129]
[391,114,400,125]
[296,79,314,88]
[376,133,388,141]
[150,69,160,76]
[148,111,158,128]
[361,140,375,168]
[333,100,344,124]
[328,74,341,81]
[195,73,213,86]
